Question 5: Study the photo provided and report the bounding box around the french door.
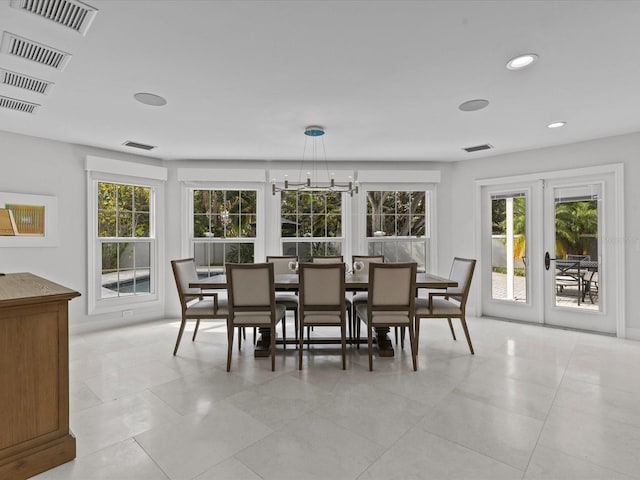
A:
[479,166,623,335]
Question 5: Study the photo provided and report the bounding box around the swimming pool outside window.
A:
[98,182,153,298]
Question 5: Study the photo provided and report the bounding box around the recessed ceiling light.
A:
[134,92,167,106]
[506,53,538,70]
[459,99,489,112]
[547,121,566,129]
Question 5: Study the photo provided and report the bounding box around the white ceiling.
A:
[1,0,639,162]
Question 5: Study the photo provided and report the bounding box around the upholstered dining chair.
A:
[171,258,228,356]
[225,263,286,371]
[350,255,384,343]
[309,255,347,337]
[311,255,344,264]
[267,255,299,345]
[298,262,347,369]
[356,262,418,371]
[414,257,476,354]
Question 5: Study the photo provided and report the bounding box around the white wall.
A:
[2,129,638,338]
[447,132,640,338]
[0,131,165,333]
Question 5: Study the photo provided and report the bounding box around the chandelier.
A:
[271,126,359,196]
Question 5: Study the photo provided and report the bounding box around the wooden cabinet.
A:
[0,273,80,479]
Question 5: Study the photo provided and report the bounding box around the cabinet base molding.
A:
[0,433,76,480]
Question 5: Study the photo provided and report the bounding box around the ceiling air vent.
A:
[123,141,156,151]
[463,144,493,153]
[10,0,98,36]
[1,32,72,70]
[0,95,40,113]
[0,68,53,94]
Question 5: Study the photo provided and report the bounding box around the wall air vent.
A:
[463,144,493,153]
[0,95,40,113]
[0,68,53,94]
[10,0,98,36]
[1,32,72,70]
[123,141,156,151]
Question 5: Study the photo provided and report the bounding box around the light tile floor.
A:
[33,315,640,480]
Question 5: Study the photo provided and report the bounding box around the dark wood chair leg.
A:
[282,313,286,350]
[460,317,474,354]
[341,320,347,370]
[192,319,200,341]
[447,318,457,340]
[271,325,276,371]
[368,321,374,371]
[298,320,304,369]
[409,323,417,371]
[173,318,187,356]
[226,322,234,371]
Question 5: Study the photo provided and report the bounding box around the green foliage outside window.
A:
[555,200,598,258]
[193,190,256,238]
[281,191,342,238]
[98,182,150,238]
[366,191,426,237]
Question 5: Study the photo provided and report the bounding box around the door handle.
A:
[544,251,558,271]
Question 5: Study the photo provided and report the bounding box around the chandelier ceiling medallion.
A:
[271,126,359,196]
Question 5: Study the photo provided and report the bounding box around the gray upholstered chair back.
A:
[266,255,298,275]
[300,263,345,307]
[446,257,476,302]
[227,263,273,308]
[312,256,344,264]
[171,258,201,304]
[369,263,417,307]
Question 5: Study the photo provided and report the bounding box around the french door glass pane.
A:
[554,186,599,309]
[491,194,527,302]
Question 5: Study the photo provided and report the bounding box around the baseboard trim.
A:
[625,327,640,341]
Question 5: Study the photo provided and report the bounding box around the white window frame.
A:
[86,156,167,315]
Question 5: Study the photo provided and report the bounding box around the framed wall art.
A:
[0,192,59,247]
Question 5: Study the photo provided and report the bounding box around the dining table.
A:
[190,271,457,357]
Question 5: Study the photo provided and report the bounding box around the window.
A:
[280,190,344,261]
[98,182,153,298]
[365,190,430,270]
[192,189,257,276]
[86,156,166,315]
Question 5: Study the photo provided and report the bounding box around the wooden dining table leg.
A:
[375,327,395,357]
[254,327,272,357]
